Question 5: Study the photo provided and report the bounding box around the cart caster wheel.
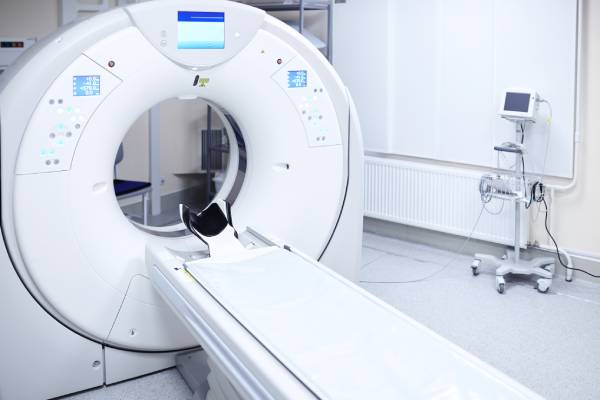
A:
[536,279,551,294]
[495,276,505,294]
[471,259,481,276]
[497,283,505,294]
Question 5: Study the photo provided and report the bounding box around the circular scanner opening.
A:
[113,97,245,232]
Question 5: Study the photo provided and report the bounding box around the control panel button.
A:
[16,54,121,175]
[272,59,341,148]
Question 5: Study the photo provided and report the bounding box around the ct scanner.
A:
[0,1,542,399]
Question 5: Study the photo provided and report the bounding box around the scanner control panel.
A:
[273,58,342,148]
[16,55,121,175]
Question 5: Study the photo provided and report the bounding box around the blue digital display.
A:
[178,11,225,50]
[72,75,100,97]
[288,70,307,88]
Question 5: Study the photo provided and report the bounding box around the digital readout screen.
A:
[73,75,100,97]
[1,41,25,48]
[178,11,225,49]
[288,70,308,88]
[504,92,531,113]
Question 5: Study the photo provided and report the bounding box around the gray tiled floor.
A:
[361,232,600,400]
[67,233,600,399]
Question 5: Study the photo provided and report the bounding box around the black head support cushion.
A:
[180,202,230,238]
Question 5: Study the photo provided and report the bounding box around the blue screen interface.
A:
[178,11,225,50]
[288,70,308,88]
[72,75,100,96]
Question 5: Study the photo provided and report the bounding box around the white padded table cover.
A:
[185,247,541,400]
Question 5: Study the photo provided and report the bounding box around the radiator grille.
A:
[364,156,527,247]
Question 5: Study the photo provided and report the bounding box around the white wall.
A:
[335,0,578,178]
[333,0,392,152]
[334,0,600,259]
[530,0,600,258]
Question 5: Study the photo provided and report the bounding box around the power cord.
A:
[484,200,505,216]
[525,180,544,209]
[542,197,600,278]
[522,98,552,209]
[360,205,486,284]
[529,181,600,278]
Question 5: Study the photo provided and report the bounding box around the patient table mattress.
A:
[185,247,540,400]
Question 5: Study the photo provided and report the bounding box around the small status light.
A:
[108,60,115,68]
[277,58,282,65]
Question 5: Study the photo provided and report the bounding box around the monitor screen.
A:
[178,11,225,50]
[72,75,100,96]
[504,92,530,113]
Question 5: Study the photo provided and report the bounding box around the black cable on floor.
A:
[542,197,600,278]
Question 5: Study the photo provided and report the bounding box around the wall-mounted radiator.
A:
[364,156,527,247]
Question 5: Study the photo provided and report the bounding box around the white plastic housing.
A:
[0,0,362,361]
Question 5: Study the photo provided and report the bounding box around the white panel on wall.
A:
[334,0,578,178]
[389,0,440,158]
[332,0,392,152]
[435,0,496,167]
[492,0,578,178]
